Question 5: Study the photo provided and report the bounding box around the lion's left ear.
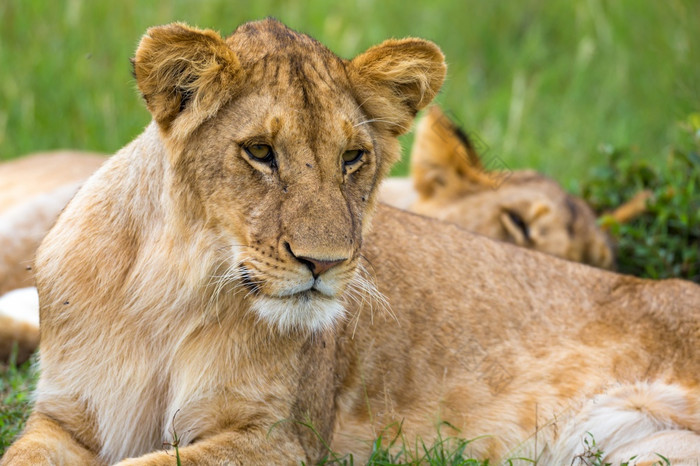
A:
[349,39,446,136]
[132,23,242,134]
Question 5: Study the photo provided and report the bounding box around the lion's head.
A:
[399,106,615,268]
[126,19,445,333]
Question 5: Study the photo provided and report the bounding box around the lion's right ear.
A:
[132,23,242,133]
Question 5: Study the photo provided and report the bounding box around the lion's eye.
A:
[342,150,364,166]
[506,210,531,241]
[245,144,274,162]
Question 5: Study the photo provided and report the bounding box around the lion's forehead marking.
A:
[230,18,326,52]
[230,20,345,94]
[227,19,338,61]
[254,56,350,114]
[242,53,341,90]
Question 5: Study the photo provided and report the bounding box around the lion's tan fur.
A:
[380,106,615,269]
[4,20,700,465]
[0,151,105,293]
[0,152,105,363]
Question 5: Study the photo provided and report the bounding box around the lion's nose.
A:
[298,256,346,277]
[285,243,347,278]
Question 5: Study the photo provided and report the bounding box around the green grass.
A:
[0,352,37,455]
[317,425,494,465]
[1,1,700,183]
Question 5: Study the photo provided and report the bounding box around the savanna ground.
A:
[0,1,698,463]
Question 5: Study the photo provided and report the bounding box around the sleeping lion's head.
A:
[128,19,445,332]
[407,106,615,269]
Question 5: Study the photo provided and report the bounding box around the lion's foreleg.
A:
[1,413,102,465]
[114,429,307,466]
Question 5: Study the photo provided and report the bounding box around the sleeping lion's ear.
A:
[132,23,242,133]
[349,39,446,136]
[411,106,499,200]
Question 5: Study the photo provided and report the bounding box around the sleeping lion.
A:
[380,106,627,269]
[4,19,700,465]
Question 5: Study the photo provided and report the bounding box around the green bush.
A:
[582,115,700,282]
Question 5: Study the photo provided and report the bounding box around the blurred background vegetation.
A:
[1,1,699,179]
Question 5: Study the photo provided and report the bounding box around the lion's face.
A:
[131,20,446,332]
[184,79,379,331]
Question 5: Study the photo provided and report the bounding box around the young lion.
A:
[380,106,615,269]
[4,20,700,465]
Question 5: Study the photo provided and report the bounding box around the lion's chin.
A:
[250,292,346,334]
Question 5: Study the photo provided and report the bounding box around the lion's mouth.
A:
[241,262,347,333]
[238,265,333,299]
